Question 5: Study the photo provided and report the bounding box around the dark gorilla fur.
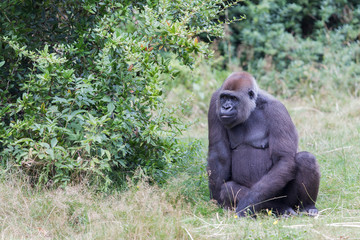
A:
[207,72,320,217]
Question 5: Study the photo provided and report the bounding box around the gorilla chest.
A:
[227,111,272,186]
[227,110,269,150]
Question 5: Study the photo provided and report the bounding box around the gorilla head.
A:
[216,72,259,128]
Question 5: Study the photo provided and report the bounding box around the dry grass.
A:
[0,176,194,239]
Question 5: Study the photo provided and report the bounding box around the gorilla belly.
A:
[231,145,272,188]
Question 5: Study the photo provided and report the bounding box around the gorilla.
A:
[207,72,320,217]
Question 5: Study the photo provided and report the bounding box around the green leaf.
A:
[51,138,58,148]
[46,148,55,160]
[39,142,50,149]
[107,102,115,114]
[15,138,34,144]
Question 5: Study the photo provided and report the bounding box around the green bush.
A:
[0,0,238,189]
[219,0,360,96]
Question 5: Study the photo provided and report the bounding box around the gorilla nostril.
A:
[223,105,231,111]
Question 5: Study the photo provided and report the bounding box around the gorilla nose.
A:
[222,103,232,110]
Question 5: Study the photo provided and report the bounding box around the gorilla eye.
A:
[248,90,255,99]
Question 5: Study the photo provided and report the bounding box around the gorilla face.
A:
[219,92,239,120]
[217,88,257,129]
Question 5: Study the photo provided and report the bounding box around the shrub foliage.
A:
[0,0,236,188]
[221,0,360,96]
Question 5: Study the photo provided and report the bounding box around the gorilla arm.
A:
[207,91,232,204]
[235,100,298,215]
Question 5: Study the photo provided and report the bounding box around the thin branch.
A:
[321,146,352,154]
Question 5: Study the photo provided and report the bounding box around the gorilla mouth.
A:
[220,114,236,119]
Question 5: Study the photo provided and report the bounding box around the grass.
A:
[1,87,360,239]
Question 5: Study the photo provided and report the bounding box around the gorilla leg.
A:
[287,151,320,215]
[221,181,296,216]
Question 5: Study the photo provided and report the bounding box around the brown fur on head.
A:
[217,72,259,128]
[222,72,258,92]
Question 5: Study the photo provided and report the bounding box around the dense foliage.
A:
[0,0,237,188]
[220,0,360,95]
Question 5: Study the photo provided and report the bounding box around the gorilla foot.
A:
[281,207,298,218]
[301,206,319,217]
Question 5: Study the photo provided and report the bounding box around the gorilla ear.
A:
[248,89,255,99]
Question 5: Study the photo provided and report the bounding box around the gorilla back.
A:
[207,72,320,217]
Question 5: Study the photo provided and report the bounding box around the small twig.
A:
[248,195,287,209]
[183,227,194,240]
[45,206,57,223]
[0,10,11,23]
[192,214,212,226]
[283,224,313,229]
[292,107,323,114]
[326,222,360,228]
[321,146,352,154]
[318,208,331,214]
